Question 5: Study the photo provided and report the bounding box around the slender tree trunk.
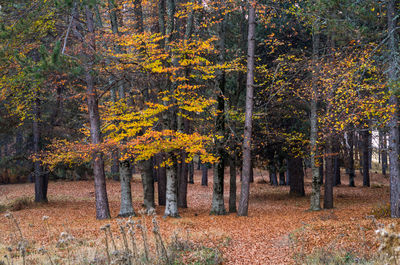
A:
[153,159,158,182]
[229,156,237,213]
[270,169,278,186]
[108,0,119,34]
[162,0,180,218]
[210,9,227,215]
[34,96,48,202]
[388,0,400,217]
[119,159,135,217]
[332,135,341,186]
[324,138,334,209]
[382,132,388,176]
[178,153,188,208]
[334,157,340,186]
[188,161,194,184]
[201,163,208,186]
[286,161,290,186]
[249,163,254,183]
[288,157,305,196]
[310,16,321,211]
[84,6,110,220]
[164,154,179,217]
[279,159,286,185]
[133,0,144,32]
[210,161,226,215]
[111,150,120,181]
[157,154,166,206]
[140,159,155,213]
[238,2,256,217]
[362,130,370,187]
[158,0,165,36]
[369,131,373,170]
[108,0,120,181]
[348,129,355,187]
[319,157,324,185]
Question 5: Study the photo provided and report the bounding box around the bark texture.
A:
[347,130,355,187]
[34,96,48,203]
[84,6,110,219]
[229,156,237,213]
[201,163,208,186]
[324,139,334,209]
[288,157,305,197]
[387,0,400,218]
[164,155,179,217]
[210,162,226,215]
[362,130,370,187]
[178,154,188,208]
[309,17,321,211]
[157,154,167,206]
[238,2,256,216]
[119,160,135,217]
[140,159,155,213]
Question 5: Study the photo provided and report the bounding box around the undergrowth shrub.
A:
[370,203,391,219]
[0,196,33,213]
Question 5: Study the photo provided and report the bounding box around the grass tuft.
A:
[370,203,391,219]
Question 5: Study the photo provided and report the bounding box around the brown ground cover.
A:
[0,169,396,264]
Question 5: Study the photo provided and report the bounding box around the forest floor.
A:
[0,169,396,264]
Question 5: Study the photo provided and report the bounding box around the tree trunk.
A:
[229,156,237,213]
[133,0,144,32]
[334,155,341,186]
[362,130,370,187]
[153,158,158,182]
[249,163,254,183]
[140,159,155,213]
[288,157,305,197]
[108,0,119,34]
[178,153,188,208]
[188,161,194,184]
[369,131,373,170]
[164,155,179,217]
[157,154,166,206]
[210,161,226,215]
[197,158,201,170]
[382,132,388,176]
[111,149,120,181]
[110,87,119,182]
[270,169,278,186]
[347,129,355,187]
[210,9,227,215]
[286,162,290,186]
[319,157,324,185]
[201,163,208,186]
[84,6,110,220]
[309,16,321,211]
[119,160,135,217]
[34,96,48,203]
[238,2,256,216]
[279,159,285,185]
[388,0,400,217]
[324,139,334,209]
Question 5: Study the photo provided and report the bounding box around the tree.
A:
[309,0,322,211]
[81,5,111,220]
[387,0,400,218]
[238,1,256,217]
